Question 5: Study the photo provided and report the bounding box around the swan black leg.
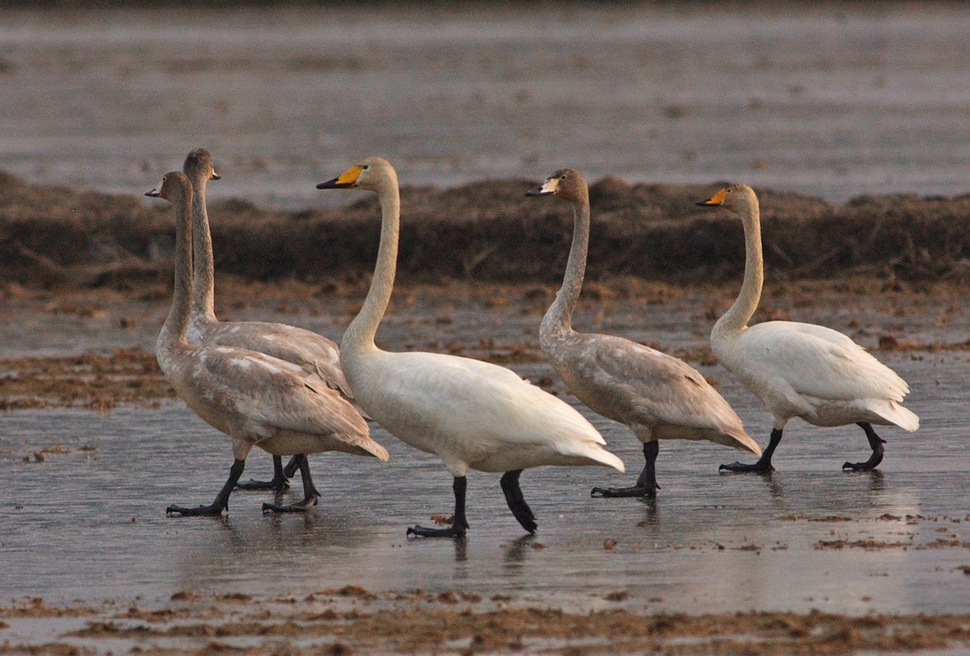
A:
[720,428,781,473]
[500,469,537,533]
[282,455,302,479]
[167,458,245,516]
[842,422,886,471]
[235,455,291,492]
[263,455,320,513]
[591,441,661,498]
[407,476,469,538]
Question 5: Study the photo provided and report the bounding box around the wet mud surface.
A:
[3,281,970,654]
[5,594,970,656]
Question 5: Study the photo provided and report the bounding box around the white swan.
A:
[697,183,919,472]
[147,171,388,516]
[317,157,623,538]
[526,169,760,497]
[183,148,366,492]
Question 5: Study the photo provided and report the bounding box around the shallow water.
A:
[2,347,968,616]
[1,3,970,207]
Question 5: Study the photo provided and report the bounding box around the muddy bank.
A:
[5,591,970,655]
[1,275,968,410]
[3,171,970,291]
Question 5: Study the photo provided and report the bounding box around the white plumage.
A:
[698,183,918,472]
[317,157,622,538]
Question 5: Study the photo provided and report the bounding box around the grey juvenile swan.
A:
[317,157,623,538]
[183,148,367,493]
[698,183,918,472]
[527,169,760,496]
[148,171,388,516]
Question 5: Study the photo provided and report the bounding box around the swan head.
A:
[696,183,758,215]
[317,157,397,193]
[525,168,587,201]
[183,148,220,182]
[146,171,192,203]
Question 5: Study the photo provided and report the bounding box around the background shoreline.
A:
[3,171,970,292]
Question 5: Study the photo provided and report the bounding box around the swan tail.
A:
[873,401,920,432]
[569,444,626,472]
[338,435,390,461]
[720,428,763,456]
[361,438,391,461]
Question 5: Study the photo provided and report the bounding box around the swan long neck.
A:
[160,188,194,350]
[342,177,400,357]
[541,191,589,342]
[713,198,763,341]
[189,172,216,323]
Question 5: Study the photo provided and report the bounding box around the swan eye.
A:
[362,165,369,170]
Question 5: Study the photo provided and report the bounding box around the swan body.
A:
[183,148,366,490]
[148,171,387,517]
[698,183,918,472]
[317,157,622,538]
[527,169,759,497]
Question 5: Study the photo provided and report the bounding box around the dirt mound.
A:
[3,171,970,291]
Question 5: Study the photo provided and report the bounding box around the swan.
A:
[697,183,919,472]
[147,171,388,516]
[316,157,624,538]
[183,148,367,492]
[526,169,760,497]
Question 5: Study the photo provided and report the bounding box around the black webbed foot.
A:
[165,503,226,517]
[407,476,469,538]
[235,476,290,492]
[590,484,658,498]
[592,443,660,498]
[719,460,775,474]
[843,423,886,471]
[168,459,245,517]
[262,493,319,514]
[235,455,292,491]
[406,523,467,539]
[262,454,320,513]
[720,429,780,474]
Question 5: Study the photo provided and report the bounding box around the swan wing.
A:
[200,347,383,457]
[378,352,597,443]
[360,351,621,471]
[740,322,911,402]
[208,321,355,397]
[586,337,742,426]
[548,334,757,453]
